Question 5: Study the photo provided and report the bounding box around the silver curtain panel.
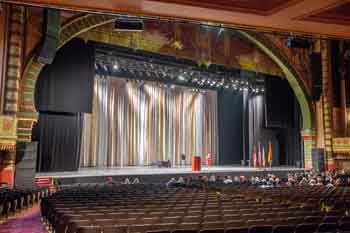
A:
[80,75,218,168]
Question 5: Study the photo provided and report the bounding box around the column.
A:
[4,5,24,114]
[301,129,315,169]
[339,41,348,136]
[321,40,335,170]
[340,78,348,135]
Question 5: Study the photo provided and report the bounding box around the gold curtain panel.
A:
[81,75,218,168]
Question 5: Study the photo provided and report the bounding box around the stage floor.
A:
[36,165,305,179]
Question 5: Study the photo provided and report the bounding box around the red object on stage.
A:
[206,153,212,167]
[192,156,201,171]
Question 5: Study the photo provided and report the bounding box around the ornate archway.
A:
[17,14,314,167]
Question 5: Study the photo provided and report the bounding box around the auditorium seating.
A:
[41,183,350,233]
[0,187,49,222]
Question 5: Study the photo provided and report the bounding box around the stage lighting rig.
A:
[114,17,144,32]
[285,36,312,49]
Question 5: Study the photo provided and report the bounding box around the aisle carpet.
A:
[0,204,47,233]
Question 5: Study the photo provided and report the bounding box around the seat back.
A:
[248,226,272,233]
[339,222,350,231]
[76,226,102,233]
[317,223,338,233]
[173,230,198,233]
[322,216,340,223]
[295,224,318,233]
[272,226,295,233]
[225,228,249,233]
[200,229,225,233]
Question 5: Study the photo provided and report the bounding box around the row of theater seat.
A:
[66,223,350,233]
[41,184,350,233]
[0,187,49,222]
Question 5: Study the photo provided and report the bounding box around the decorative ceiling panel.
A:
[301,2,350,25]
[151,0,302,15]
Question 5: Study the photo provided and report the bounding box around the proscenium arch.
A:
[237,31,313,130]
[18,14,313,141]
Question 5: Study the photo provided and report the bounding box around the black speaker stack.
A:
[312,148,325,172]
[37,9,60,64]
[14,142,38,189]
[310,52,323,101]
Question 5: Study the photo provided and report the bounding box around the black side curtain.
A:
[33,38,94,172]
[34,113,83,172]
[35,38,94,113]
[217,89,243,165]
[265,77,302,166]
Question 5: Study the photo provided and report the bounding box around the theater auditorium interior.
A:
[1,1,350,233]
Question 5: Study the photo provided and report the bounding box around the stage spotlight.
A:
[113,62,119,70]
[178,75,186,81]
[285,36,311,49]
[224,85,229,89]
[103,64,108,72]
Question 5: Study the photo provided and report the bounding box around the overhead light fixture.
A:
[103,64,108,72]
[285,36,311,49]
[178,75,185,81]
[114,18,144,32]
[113,62,119,70]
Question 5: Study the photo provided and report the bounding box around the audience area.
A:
[41,175,350,233]
[0,187,49,223]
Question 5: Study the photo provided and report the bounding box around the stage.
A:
[35,166,306,185]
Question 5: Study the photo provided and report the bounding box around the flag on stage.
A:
[258,142,262,167]
[268,141,273,166]
[262,145,266,167]
[252,145,257,168]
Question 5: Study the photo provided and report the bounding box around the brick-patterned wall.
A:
[321,41,334,170]
[302,129,315,169]
[4,6,24,115]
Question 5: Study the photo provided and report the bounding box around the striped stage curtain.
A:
[80,75,218,168]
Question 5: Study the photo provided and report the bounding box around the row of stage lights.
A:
[119,79,210,94]
[190,76,265,93]
[95,58,265,94]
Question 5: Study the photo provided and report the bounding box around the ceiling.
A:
[3,0,350,38]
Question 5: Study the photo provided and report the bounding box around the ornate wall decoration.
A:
[0,115,17,151]
[333,137,350,154]
[264,34,312,96]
